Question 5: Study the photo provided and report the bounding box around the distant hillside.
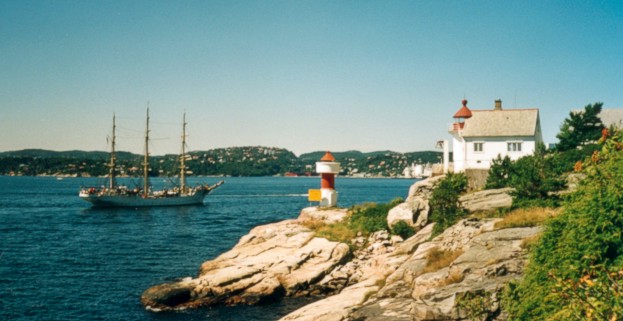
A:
[0,149,137,160]
[0,147,443,177]
[299,150,365,162]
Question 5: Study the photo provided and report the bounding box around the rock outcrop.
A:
[280,224,435,321]
[298,207,349,225]
[387,176,444,230]
[142,177,538,321]
[459,188,513,213]
[282,219,540,321]
[141,216,351,311]
[388,178,514,230]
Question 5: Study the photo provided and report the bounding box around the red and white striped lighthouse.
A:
[315,151,341,207]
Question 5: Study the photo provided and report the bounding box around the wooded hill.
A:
[0,147,443,177]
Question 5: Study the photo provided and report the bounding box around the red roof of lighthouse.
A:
[320,151,336,162]
[453,99,473,118]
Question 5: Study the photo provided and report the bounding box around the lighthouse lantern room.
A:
[315,151,341,207]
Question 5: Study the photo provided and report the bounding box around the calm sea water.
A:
[0,176,416,321]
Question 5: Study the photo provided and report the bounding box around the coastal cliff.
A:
[141,178,534,320]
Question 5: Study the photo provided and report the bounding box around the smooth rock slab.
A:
[141,213,351,311]
[298,207,349,225]
[459,188,514,213]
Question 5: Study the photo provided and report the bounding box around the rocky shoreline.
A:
[141,178,536,320]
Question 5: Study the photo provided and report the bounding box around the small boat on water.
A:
[79,109,223,207]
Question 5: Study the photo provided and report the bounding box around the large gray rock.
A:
[386,200,428,229]
[298,207,349,225]
[406,176,445,203]
[141,215,351,311]
[387,176,444,230]
[459,188,513,213]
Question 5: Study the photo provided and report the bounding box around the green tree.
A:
[429,173,468,235]
[485,154,513,189]
[556,102,604,151]
[509,155,564,205]
[485,151,564,207]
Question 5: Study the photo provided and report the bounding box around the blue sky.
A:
[1,0,621,155]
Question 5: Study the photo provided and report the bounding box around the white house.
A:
[449,99,543,172]
[597,109,623,129]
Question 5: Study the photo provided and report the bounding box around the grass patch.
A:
[470,207,511,220]
[493,207,559,230]
[422,247,464,274]
[314,222,357,244]
[520,233,541,251]
[301,198,403,249]
[349,198,403,235]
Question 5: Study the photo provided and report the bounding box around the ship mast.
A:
[143,108,150,197]
[180,112,187,192]
[108,113,117,189]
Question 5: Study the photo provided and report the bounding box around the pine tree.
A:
[556,102,604,151]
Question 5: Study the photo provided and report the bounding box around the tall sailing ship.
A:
[79,109,223,207]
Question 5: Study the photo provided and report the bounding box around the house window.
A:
[474,142,484,152]
[507,142,522,152]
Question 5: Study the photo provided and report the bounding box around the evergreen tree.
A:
[485,154,512,189]
[556,102,604,151]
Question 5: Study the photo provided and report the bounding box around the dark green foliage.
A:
[556,102,604,151]
[507,130,623,320]
[509,155,564,201]
[391,220,415,240]
[485,155,512,189]
[456,290,496,321]
[349,198,403,235]
[485,152,565,208]
[429,173,468,236]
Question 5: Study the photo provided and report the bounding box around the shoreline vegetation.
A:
[0,147,442,178]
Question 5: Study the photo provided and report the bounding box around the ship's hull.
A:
[79,190,210,207]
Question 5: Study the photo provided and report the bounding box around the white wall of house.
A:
[453,137,538,172]
[452,136,466,172]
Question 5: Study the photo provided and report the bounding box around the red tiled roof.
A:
[453,99,473,118]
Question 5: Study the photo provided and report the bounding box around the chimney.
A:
[494,99,502,111]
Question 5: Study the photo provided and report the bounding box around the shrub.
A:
[456,290,496,321]
[507,129,623,320]
[485,154,512,189]
[349,198,403,236]
[485,153,565,208]
[390,220,415,240]
[429,173,468,236]
[549,267,623,320]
